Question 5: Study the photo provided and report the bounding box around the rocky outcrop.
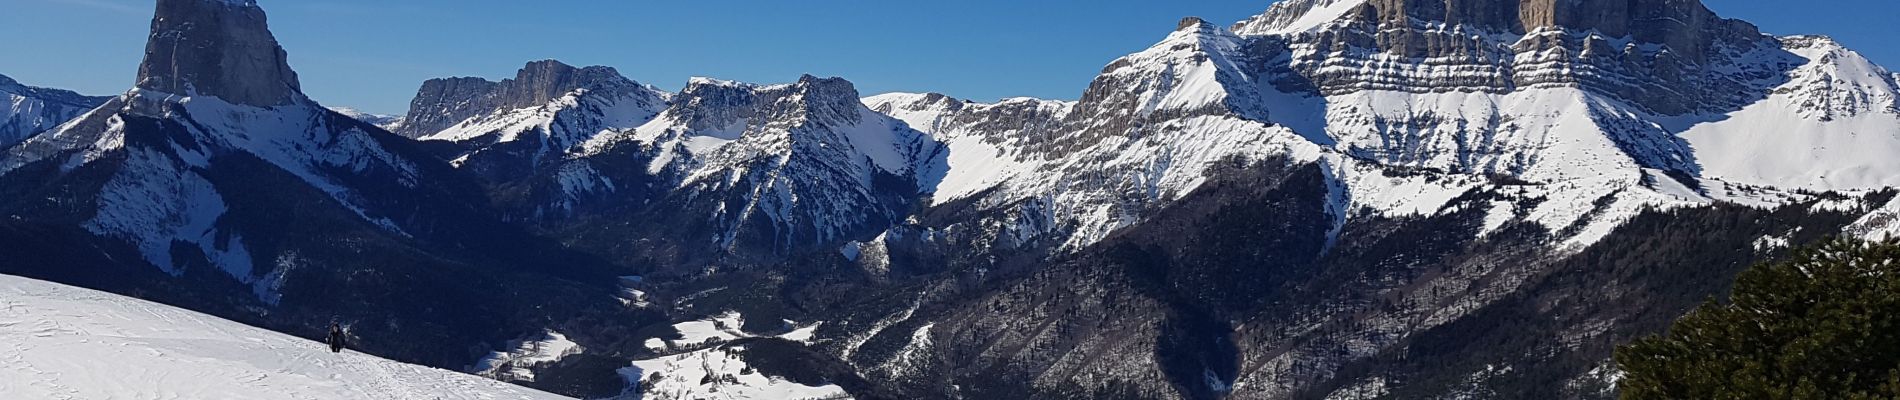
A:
[397,60,649,138]
[136,0,302,107]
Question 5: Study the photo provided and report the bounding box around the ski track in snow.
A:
[0,273,570,400]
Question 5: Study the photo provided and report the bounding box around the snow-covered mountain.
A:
[0,0,623,374]
[392,66,948,257]
[392,73,939,270]
[568,75,944,252]
[7,0,1900,399]
[0,73,108,149]
[811,1,1900,398]
[0,273,569,400]
[856,0,1900,259]
[328,106,405,131]
[398,60,668,182]
[0,0,485,290]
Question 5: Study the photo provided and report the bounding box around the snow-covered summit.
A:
[399,60,668,182]
[399,60,664,139]
[588,75,943,180]
[0,273,568,400]
[568,75,946,251]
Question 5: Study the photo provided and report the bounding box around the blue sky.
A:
[1,0,1896,115]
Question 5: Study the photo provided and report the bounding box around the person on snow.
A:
[327,323,346,353]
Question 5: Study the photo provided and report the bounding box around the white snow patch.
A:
[1480,200,1518,238]
[671,311,749,347]
[930,135,1028,204]
[474,330,584,382]
[1754,233,1793,251]
[623,345,850,400]
[781,323,821,344]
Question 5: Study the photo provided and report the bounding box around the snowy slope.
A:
[1676,36,1900,191]
[1230,0,1366,36]
[1,90,424,292]
[863,93,1072,204]
[0,273,569,400]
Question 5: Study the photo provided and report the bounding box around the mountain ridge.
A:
[3,0,1899,399]
[0,0,633,374]
[0,73,110,149]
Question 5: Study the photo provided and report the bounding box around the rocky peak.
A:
[396,60,645,137]
[784,75,866,116]
[660,78,763,133]
[136,0,303,107]
[502,60,635,110]
[1178,17,1211,32]
[669,75,869,133]
[908,93,970,111]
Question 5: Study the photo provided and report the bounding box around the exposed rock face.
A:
[136,0,302,107]
[1233,0,1779,116]
[397,60,647,138]
[0,74,110,149]
[1350,0,1764,60]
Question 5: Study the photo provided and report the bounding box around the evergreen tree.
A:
[1616,238,1900,399]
